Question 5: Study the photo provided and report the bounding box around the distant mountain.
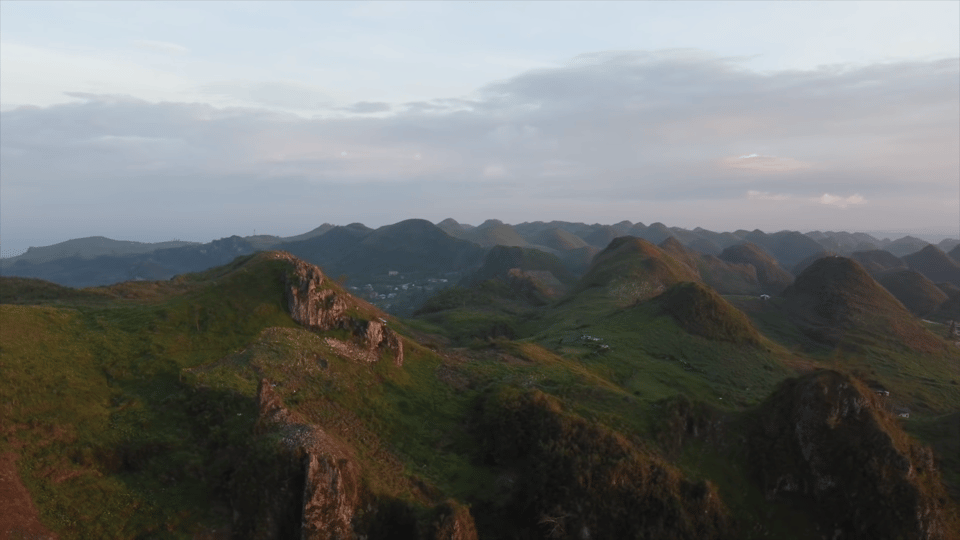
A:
[781,256,942,352]
[849,250,907,276]
[532,227,589,251]
[461,222,533,248]
[949,244,960,265]
[469,245,574,285]
[468,245,574,304]
[876,269,949,317]
[610,220,634,235]
[718,243,793,295]
[657,238,761,296]
[685,236,723,256]
[743,230,825,270]
[805,231,881,253]
[883,236,931,257]
[329,219,485,278]
[554,245,602,277]
[938,238,960,253]
[279,223,335,243]
[1,235,260,288]
[902,245,960,286]
[633,222,675,245]
[693,228,745,250]
[792,251,835,276]
[436,218,467,238]
[280,223,374,270]
[582,225,622,248]
[0,236,199,266]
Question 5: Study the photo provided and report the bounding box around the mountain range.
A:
[2,224,960,538]
[4,219,959,323]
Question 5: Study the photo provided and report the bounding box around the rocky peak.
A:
[750,370,951,539]
[275,252,404,366]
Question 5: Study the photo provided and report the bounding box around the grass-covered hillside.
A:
[3,250,959,539]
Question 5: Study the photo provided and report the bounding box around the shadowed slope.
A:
[718,243,793,295]
[876,269,949,317]
[653,282,763,345]
[781,256,943,352]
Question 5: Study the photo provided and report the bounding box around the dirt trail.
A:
[0,452,58,540]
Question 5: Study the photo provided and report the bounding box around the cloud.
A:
[746,190,868,209]
[133,39,189,55]
[747,190,792,201]
[818,193,866,208]
[1,50,956,244]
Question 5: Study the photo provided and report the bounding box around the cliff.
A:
[277,252,404,366]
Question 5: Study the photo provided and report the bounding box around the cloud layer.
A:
[1,50,958,251]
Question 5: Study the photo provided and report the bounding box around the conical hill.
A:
[577,237,700,296]
[876,269,948,317]
[652,281,763,345]
[782,256,942,352]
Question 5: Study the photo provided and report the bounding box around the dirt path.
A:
[0,452,58,540]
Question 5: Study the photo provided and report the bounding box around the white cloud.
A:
[746,190,868,209]
[818,193,866,208]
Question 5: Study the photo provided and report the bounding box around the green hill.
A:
[718,243,794,295]
[533,227,590,251]
[3,248,959,539]
[574,236,701,303]
[781,256,943,352]
[653,282,763,345]
[850,249,907,275]
[903,244,960,286]
[876,269,949,317]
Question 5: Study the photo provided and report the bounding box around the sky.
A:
[1,1,959,256]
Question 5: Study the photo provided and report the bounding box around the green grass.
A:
[3,250,959,538]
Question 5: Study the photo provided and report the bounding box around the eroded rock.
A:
[242,378,361,540]
[749,370,952,539]
[276,251,403,366]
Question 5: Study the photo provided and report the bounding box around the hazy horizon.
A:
[2,1,958,256]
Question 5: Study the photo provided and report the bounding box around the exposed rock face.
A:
[749,370,952,539]
[430,500,479,540]
[277,252,403,366]
[247,378,362,540]
[477,388,734,539]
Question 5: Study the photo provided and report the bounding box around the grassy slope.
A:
[3,249,959,538]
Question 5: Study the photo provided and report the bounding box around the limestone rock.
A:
[276,251,403,366]
[244,378,361,540]
[749,370,951,539]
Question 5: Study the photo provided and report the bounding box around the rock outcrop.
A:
[476,388,735,539]
[277,252,404,366]
[239,378,362,540]
[749,370,954,539]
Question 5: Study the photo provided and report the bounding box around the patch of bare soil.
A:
[0,452,58,540]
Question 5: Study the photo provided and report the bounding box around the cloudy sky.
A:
[1,1,958,255]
